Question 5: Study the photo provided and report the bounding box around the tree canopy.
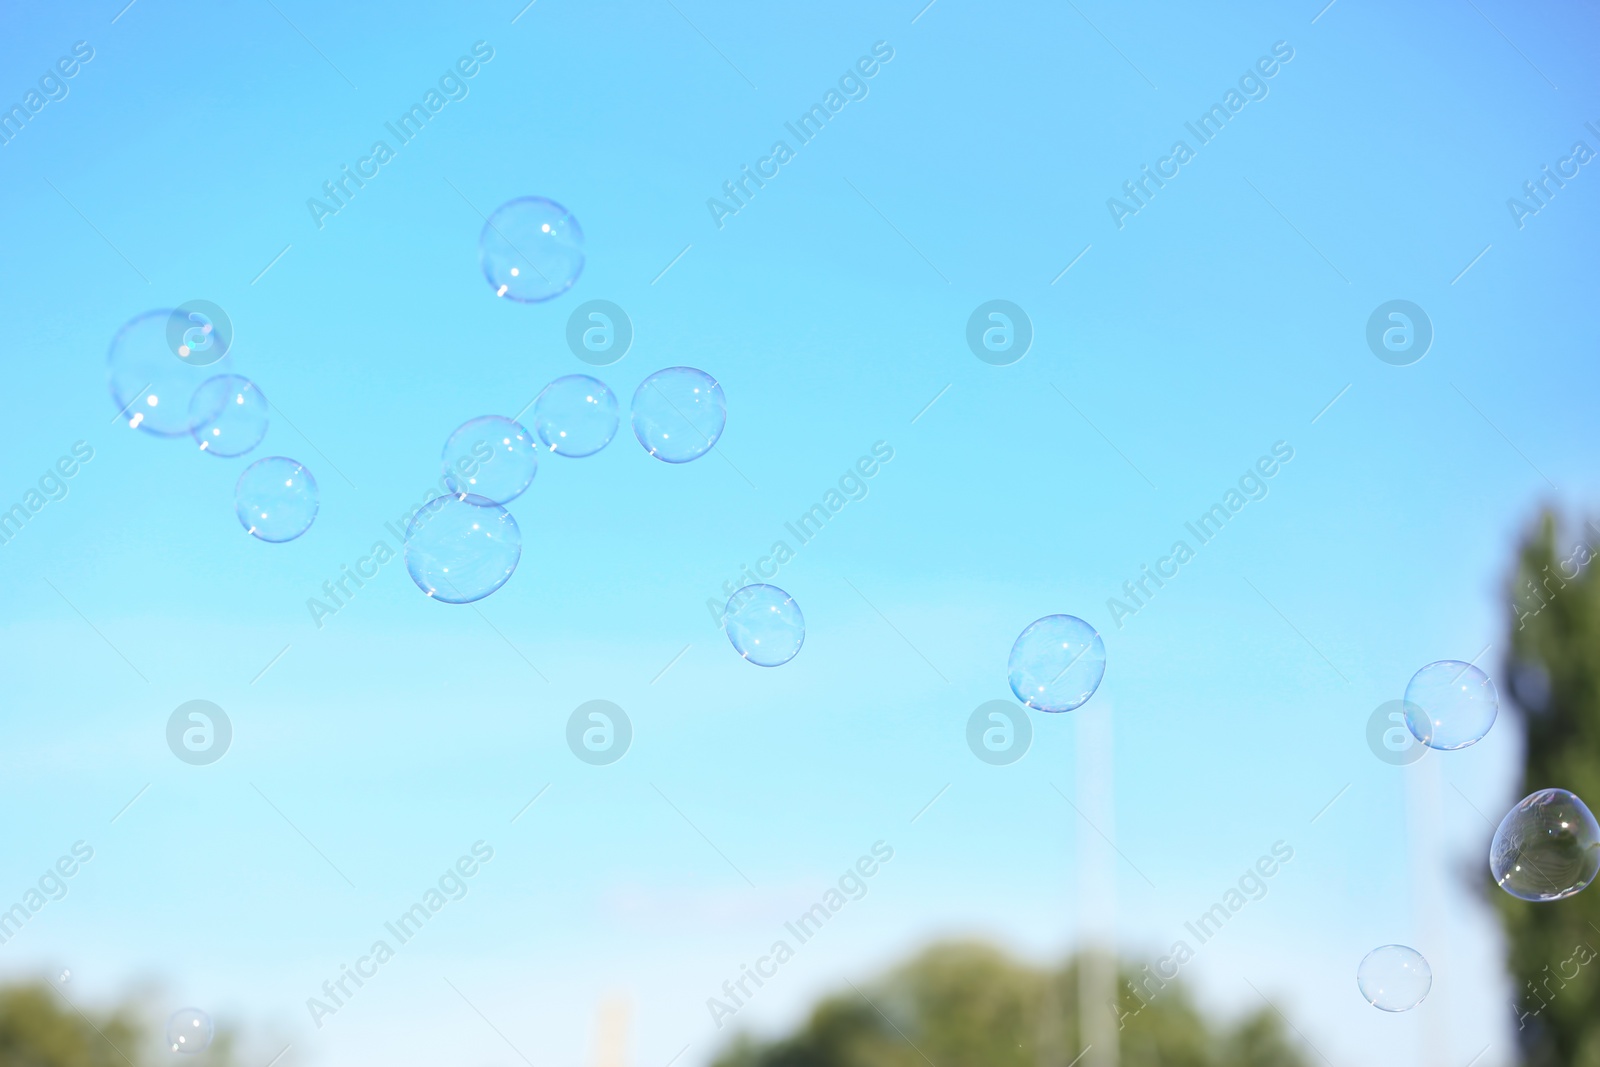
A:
[1498,511,1600,1067]
[711,941,1311,1067]
[0,983,234,1067]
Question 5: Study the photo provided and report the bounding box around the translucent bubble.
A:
[235,457,319,543]
[167,1007,214,1054]
[1403,660,1498,750]
[1491,788,1600,901]
[108,309,233,437]
[57,969,71,984]
[724,584,805,667]
[189,375,269,457]
[533,375,620,458]
[631,367,726,464]
[479,196,584,303]
[405,494,521,604]
[1007,614,1106,712]
[442,416,538,504]
[1357,945,1431,1012]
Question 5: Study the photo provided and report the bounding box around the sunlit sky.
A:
[1,1,1598,1066]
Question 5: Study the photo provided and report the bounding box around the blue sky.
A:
[1,0,1597,1065]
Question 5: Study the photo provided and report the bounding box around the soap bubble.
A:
[1404,660,1498,750]
[1007,614,1105,712]
[1357,945,1431,1012]
[235,457,318,543]
[405,494,521,604]
[533,375,619,458]
[480,196,584,303]
[1491,788,1600,901]
[189,375,268,457]
[724,584,805,667]
[108,309,232,437]
[631,367,726,463]
[442,416,538,504]
[166,1007,213,1053]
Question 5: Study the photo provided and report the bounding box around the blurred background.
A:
[0,0,1597,1064]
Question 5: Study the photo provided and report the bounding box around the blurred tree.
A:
[710,941,1311,1067]
[1499,512,1600,1067]
[0,982,235,1067]
[0,983,143,1067]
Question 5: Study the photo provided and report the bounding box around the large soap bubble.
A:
[1491,788,1600,902]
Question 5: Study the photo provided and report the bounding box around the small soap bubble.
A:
[1491,788,1600,901]
[1404,660,1498,750]
[235,457,319,543]
[189,374,269,457]
[442,416,538,504]
[533,375,619,458]
[1007,614,1105,712]
[57,969,71,984]
[166,1007,214,1054]
[631,367,726,464]
[1357,945,1431,1012]
[404,494,521,604]
[479,196,584,303]
[108,310,233,437]
[724,584,805,667]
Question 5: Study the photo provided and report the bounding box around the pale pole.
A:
[1077,692,1120,1067]
[1406,750,1450,1067]
[593,994,632,1067]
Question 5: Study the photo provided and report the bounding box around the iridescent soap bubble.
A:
[533,375,619,458]
[235,457,319,543]
[724,584,805,667]
[107,309,233,437]
[404,494,521,604]
[1491,788,1600,901]
[1404,660,1499,750]
[479,196,584,303]
[189,375,268,457]
[167,1007,214,1053]
[1008,614,1105,712]
[631,367,726,463]
[442,416,538,504]
[1357,945,1431,1012]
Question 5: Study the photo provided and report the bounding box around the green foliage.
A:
[0,983,143,1067]
[1500,512,1600,1067]
[710,941,1311,1067]
[0,983,235,1067]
